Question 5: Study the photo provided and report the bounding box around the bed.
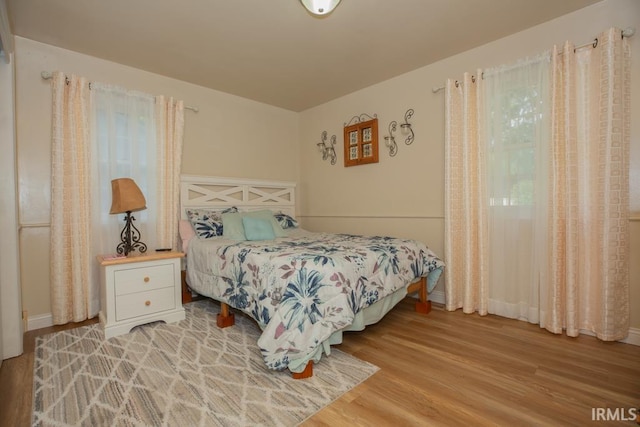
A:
[180,175,445,378]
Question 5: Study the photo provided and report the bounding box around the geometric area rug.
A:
[32,299,379,426]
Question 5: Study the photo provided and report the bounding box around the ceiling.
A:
[6,0,599,112]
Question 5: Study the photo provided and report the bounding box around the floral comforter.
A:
[186,230,444,372]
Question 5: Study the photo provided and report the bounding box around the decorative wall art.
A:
[384,109,415,157]
[343,113,379,167]
[316,130,337,165]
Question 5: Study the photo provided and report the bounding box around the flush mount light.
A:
[299,0,342,16]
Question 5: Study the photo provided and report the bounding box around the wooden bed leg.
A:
[414,277,432,314]
[292,361,313,379]
[216,302,235,328]
[415,300,432,314]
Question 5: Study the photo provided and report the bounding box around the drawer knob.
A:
[145,300,151,306]
[144,277,150,283]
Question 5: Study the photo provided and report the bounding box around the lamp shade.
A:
[109,178,147,214]
[300,0,341,15]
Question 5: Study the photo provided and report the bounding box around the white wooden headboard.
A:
[180,175,296,218]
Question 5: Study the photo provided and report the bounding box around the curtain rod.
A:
[40,71,199,113]
[431,26,636,94]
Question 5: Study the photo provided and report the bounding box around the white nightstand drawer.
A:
[114,263,174,296]
[115,287,175,321]
[98,251,185,338]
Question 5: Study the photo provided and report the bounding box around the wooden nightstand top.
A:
[97,251,184,266]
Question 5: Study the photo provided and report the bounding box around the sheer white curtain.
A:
[50,72,97,323]
[444,27,630,340]
[483,53,551,322]
[90,83,158,256]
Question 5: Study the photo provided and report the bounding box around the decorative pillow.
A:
[179,219,196,252]
[222,210,286,240]
[186,207,238,239]
[274,212,299,229]
[221,211,247,240]
[242,216,276,241]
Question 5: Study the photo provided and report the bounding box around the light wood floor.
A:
[1,299,638,426]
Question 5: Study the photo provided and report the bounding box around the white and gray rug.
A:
[32,300,378,426]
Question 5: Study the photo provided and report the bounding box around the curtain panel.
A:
[50,72,97,323]
[483,53,551,324]
[91,83,158,254]
[444,72,489,314]
[544,28,630,340]
[155,96,185,251]
[50,78,186,324]
[444,27,630,341]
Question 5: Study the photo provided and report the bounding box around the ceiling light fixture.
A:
[299,0,341,16]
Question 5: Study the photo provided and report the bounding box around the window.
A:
[485,58,549,207]
[91,84,158,250]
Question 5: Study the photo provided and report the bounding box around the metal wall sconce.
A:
[400,109,415,145]
[317,130,337,165]
[384,122,398,157]
[384,109,415,156]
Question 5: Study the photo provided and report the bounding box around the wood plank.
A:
[305,299,640,425]
[2,299,638,426]
[0,318,98,427]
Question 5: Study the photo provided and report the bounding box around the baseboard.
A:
[27,302,639,347]
[428,289,445,305]
[27,313,53,331]
[620,327,640,346]
[578,327,640,347]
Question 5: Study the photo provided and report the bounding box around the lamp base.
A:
[117,211,147,256]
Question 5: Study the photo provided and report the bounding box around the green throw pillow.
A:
[242,216,276,241]
[222,210,286,240]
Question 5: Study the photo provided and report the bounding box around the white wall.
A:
[298,0,640,328]
[13,37,299,324]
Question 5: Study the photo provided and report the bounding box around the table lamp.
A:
[109,178,148,256]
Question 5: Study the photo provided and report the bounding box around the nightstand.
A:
[97,251,186,339]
